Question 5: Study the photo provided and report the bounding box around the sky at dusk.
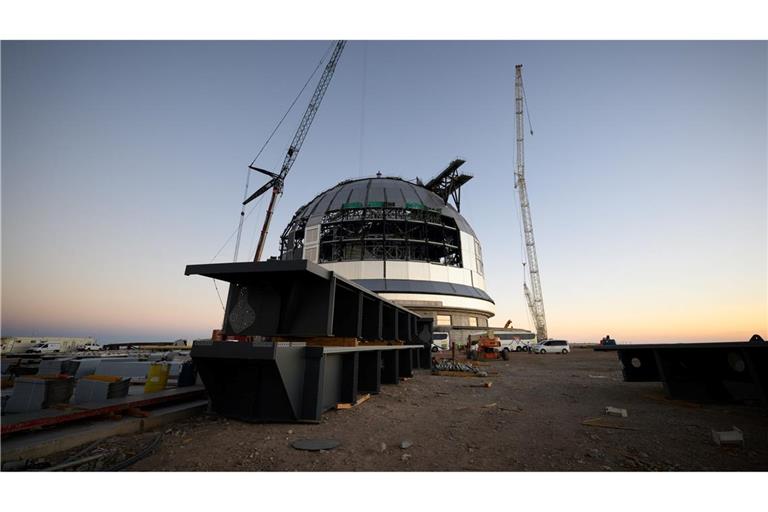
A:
[1,40,766,343]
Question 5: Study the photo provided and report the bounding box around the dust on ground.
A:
[63,349,768,471]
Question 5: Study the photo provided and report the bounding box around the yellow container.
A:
[143,363,170,393]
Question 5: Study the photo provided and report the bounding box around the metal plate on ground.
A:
[291,439,340,451]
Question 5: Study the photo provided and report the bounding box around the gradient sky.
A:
[2,41,766,343]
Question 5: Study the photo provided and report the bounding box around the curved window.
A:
[281,206,463,266]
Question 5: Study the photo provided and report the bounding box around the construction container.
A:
[61,358,101,378]
[4,375,75,413]
[73,375,131,404]
[37,358,73,375]
[143,363,170,393]
[177,361,197,387]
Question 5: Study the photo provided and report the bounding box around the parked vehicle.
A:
[431,332,450,352]
[467,333,508,361]
[496,332,536,353]
[78,342,101,351]
[533,339,570,354]
[25,342,62,354]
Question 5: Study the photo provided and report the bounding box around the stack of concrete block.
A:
[72,376,131,404]
[4,375,75,413]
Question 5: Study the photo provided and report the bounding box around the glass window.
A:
[436,314,452,326]
[468,317,478,327]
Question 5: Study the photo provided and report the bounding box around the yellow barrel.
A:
[143,363,170,393]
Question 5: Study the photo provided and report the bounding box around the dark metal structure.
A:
[186,260,433,422]
[424,159,473,212]
[186,260,429,342]
[596,336,767,406]
[191,342,424,422]
[278,175,477,265]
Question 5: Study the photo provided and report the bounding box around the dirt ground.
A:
[103,349,767,471]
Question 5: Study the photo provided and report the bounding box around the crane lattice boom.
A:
[515,64,548,341]
[244,41,347,262]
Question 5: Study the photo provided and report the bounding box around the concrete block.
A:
[4,376,75,413]
[37,358,73,375]
[4,378,47,413]
[712,426,744,446]
[72,377,130,404]
[604,406,628,418]
[65,359,101,378]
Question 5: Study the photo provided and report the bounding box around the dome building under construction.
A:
[278,160,497,336]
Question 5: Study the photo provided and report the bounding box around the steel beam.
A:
[192,342,420,422]
[596,339,768,405]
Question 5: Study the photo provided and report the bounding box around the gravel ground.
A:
[61,348,768,471]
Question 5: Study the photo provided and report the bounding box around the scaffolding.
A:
[280,205,463,266]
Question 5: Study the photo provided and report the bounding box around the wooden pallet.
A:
[335,393,371,410]
[274,337,405,348]
[359,340,404,347]
[273,336,360,347]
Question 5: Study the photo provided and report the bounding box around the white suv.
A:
[533,339,570,354]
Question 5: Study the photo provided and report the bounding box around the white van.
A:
[431,332,450,352]
[26,342,62,354]
[532,339,570,354]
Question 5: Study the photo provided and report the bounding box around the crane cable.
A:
[216,42,336,309]
[209,193,268,310]
[521,75,534,136]
[358,42,368,177]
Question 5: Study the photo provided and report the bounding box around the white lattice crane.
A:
[514,64,548,341]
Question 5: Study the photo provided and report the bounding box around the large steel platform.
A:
[186,260,433,422]
[595,336,767,405]
[191,341,422,422]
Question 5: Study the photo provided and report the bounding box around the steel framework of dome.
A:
[278,160,495,329]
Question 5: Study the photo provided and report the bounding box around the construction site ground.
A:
[55,348,768,471]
